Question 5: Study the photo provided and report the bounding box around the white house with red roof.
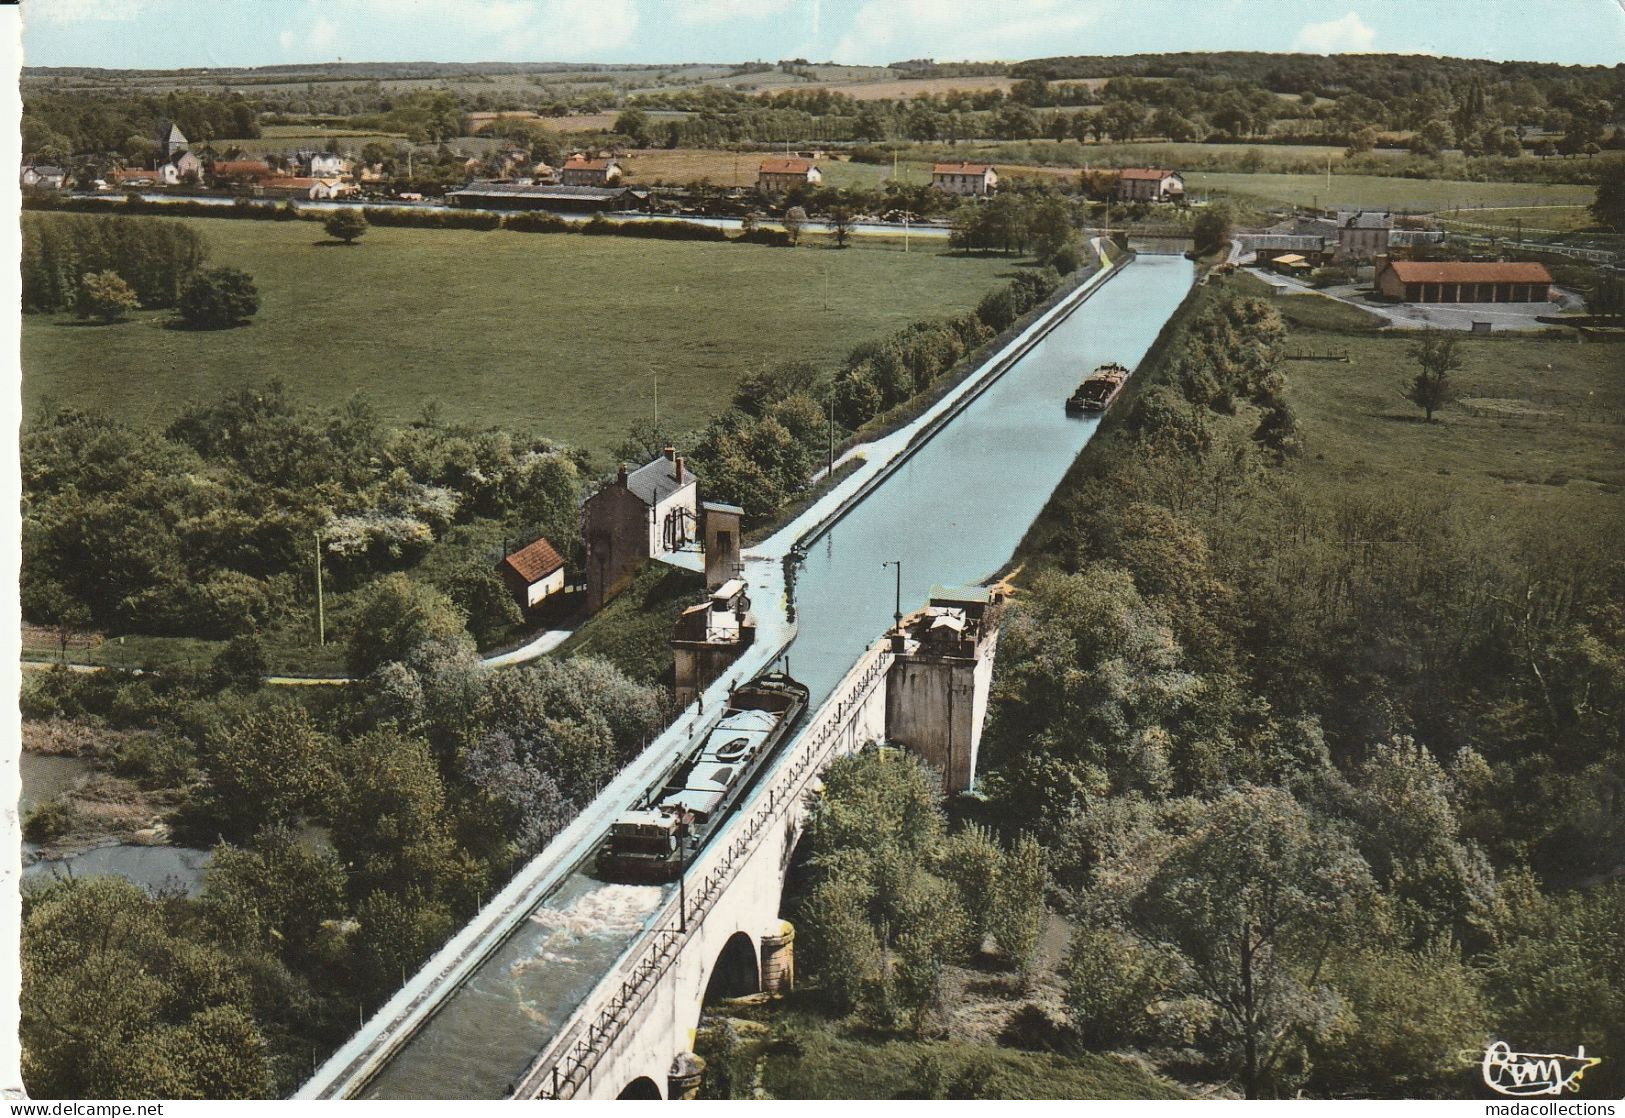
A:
[930,161,998,196]
[561,155,624,186]
[1116,167,1184,202]
[756,157,822,195]
[499,537,568,609]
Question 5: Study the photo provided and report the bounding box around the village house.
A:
[498,537,567,610]
[309,178,357,200]
[209,158,274,186]
[1334,210,1392,260]
[756,157,821,195]
[292,150,346,178]
[1116,167,1185,202]
[158,149,204,185]
[561,155,624,186]
[1375,259,1553,304]
[20,164,66,191]
[930,161,998,196]
[261,175,324,198]
[109,166,158,187]
[582,447,698,613]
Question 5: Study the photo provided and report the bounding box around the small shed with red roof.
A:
[499,536,568,609]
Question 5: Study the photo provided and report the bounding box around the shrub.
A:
[362,206,501,230]
[178,266,260,329]
[503,211,571,234]
[22,799,76,843]
[323,209,368,244]
[76,270,140,323]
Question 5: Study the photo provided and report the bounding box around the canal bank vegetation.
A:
[18,642,669,1098]
[693,749,1186,1099]
[971,276,1624,1098]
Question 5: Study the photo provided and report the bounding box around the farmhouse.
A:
[1334,210,1392,260]
[1117,167,1184,202]
[582,447,698,613]
[293,150,346,177]
[20,164,65,190]
[498,537,567,610]
[931,162,998,196]
[757,157,821,195]
[561,156,624,186]
[1375,259,1553,303]
[445,182,645,212]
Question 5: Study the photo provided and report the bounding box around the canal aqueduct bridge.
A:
[512,590,999,1100]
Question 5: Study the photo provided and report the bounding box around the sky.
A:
[16,0,1625,70]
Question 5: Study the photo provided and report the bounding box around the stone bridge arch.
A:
[702,930,761,1003]
[617,1076,662,1099]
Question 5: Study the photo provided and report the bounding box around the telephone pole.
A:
[314,531,326,646]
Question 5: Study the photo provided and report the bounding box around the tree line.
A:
[964,281,1625,1098]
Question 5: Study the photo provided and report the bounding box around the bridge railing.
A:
[513,643,895,1099]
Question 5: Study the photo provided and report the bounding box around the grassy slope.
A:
[20,215,1016,458]
[553,561,703,684]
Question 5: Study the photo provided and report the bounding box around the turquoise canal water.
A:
[785,252,1196,705]
[358,252,1195,1099]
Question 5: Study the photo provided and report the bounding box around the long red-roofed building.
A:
[930,161,998,196]
[1376,259,1553,303]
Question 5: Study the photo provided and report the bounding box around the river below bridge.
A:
[357,251,1194,1099]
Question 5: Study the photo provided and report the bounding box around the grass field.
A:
[21,214,1018,458]
[815,75,1020,100]
[1189,172,1596,213]
[1436,205,1604,233]
[1226,275,1625,515]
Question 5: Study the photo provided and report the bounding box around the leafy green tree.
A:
[76,269,140,323]
[21,877,272,1098]
[178,266,259,329]
[345,573,468,677]
[1591,162,1625,231]
[829,205,854,248]
[199,703,336,835]
[1192,202,1234,254]
[1308,943,1490,1097]
[199,825,348,968]
[1403,334,1465,422]
[989,833,1046,980]
[782,205,807,246]
[1064,924,1180,1047]
[436,561,522,648]
[1092,786,1376,1098]
[322,209,368,245]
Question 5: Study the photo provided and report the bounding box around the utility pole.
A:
[314,531,326,646]
[826,390,835,477]
[652,369,659,423]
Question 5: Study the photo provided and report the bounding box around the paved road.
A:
[1242,264,1581,332]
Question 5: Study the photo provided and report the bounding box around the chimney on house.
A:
[675,455,684,483]
[663,445,675,462]
[617,463,628,486]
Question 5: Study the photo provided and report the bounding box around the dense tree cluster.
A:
[21,384,586,641]
[797,751,1048,1033]
[972,283,1625,1097]
[22,213,209,313]
[20,626,665,1097]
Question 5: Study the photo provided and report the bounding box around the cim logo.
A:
[1481,1041,1601,1096]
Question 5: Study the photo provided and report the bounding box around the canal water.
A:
[356,252,1194,1099]
[786,252,1195,705]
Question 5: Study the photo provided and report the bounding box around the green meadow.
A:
[21,213,1017,458]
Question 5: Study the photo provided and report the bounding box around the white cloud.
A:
[833,0,1107,64]
[537,0,639,56]
[1292,10,1376,54]
[29,0,142,23]
[307,15,340,54]
[672,0,793,24]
